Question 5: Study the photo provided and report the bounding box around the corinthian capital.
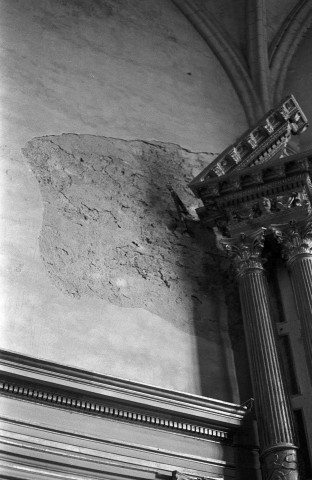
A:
[220,228,266,276]
[271,216,312,264]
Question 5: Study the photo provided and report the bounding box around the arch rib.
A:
[269,0,312,102]
[171,0,261,125]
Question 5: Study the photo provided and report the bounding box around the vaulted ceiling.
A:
[172,0,312,141]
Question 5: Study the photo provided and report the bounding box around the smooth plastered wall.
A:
[0,0,247,399]
[284,26,312,151]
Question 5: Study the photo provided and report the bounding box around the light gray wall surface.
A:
[0,0,247,398]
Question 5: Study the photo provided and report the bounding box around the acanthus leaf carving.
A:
[271,216,312,264]
[262,448,298,480]
[219,227,266,276]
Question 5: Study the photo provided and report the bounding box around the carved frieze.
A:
[194,149,312,238]
[193,152,312,207]
[262,165,285,181]
[225,190,311,236]
[219,177,241,194]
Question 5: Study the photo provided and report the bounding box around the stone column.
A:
[221,228,299,480]
[272,218,312,383]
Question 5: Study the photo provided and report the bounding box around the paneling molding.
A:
[0,415,232,476]
[0,379,229,441]
[0,350,246,479]
[0,349,246,435]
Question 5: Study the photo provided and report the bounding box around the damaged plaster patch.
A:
[23,134,220,334]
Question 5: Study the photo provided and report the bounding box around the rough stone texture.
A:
[23,134,222,335]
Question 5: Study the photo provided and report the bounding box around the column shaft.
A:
[239,268,299,478]
[221,230,299,478]
[239,269,295,451]
[288,254,312,382]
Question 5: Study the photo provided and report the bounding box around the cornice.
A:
[189,95,308,191]
[0,379,231,442]
[0,350,246,437]
[194,148,312,202]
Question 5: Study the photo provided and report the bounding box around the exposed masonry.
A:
[22,134,226,336]
[0,381,230,441]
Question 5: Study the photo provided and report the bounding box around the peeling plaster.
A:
[23,134,223,336]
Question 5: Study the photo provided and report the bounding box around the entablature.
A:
[194,149,312,236]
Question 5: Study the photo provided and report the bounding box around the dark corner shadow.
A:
[188,219,253,403]
[142,151,252,403]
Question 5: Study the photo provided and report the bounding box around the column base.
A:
[261,445,299,480]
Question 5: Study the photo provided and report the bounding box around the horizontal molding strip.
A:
[0,425,232,471]
[0,380,229,441]
[0,349,246,428]
[0,458,224,480]
[0,459,104,480]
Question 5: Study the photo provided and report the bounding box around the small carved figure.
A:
[227,207,254,223]
[274,195,288,211]
[288,192,301,208]
[259,197,272,214]
[213,226,226,251]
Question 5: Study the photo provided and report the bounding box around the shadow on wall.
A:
[180,218,253,402]
[143,153,252,402]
